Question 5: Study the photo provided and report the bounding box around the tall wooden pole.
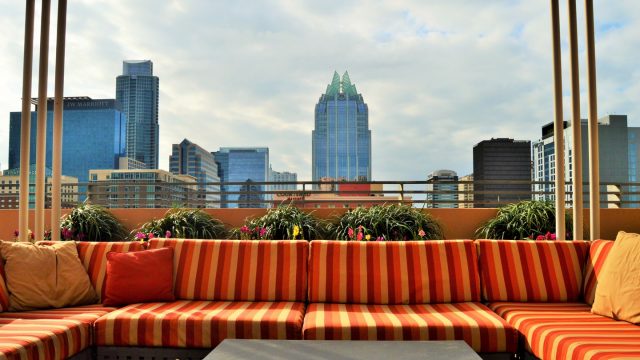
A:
[51,0,68,241]
[19,0,36,242]
[35,0,52,240]
[550,0,566,240]
[585,0,600,239]
[567,0,583,240]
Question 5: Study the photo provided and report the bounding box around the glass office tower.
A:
[116,60,159,169]
[169,139,221,208]
[312,71,371,183]
[213,147,269,208]
[8,97,126,198]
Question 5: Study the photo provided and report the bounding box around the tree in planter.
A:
[135,208,226,240]
[59,203,128,241]
[233,204,326,240]
[328,204,444,241]
[475,200,573,240]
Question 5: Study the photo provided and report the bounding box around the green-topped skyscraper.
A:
[312,71,371,183]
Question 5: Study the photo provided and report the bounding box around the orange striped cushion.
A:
[309,240,480,304]
[74,241,146,303]
[147,239,308,302]
[477,240,589,302]
[0,318,91,359]
[0,304,115,326]
[489,302,640,360]
[94,300,305,348]
[302,302,518,353]
[583,239,615,305]
[0,262,9,312]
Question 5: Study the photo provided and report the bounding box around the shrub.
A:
[234,204,325,240]
[475,200,572,240]
[328,204,444,240]
[60,203,128,241]
[135,208,226,240]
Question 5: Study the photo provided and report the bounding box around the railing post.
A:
[550,0,566,240]
[18,0,36,242]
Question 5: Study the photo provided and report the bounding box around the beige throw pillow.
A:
[591,231,640,324]
[0,241,98,311]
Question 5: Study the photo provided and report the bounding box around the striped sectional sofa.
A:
[0,238,636,360]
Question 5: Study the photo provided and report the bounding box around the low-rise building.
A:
[0,166,78,209]
[87,169,197,208]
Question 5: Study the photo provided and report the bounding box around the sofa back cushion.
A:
[0,261,9,311]
[477,240,589,302]
[74,241,146,302]
[147,239,308,302]
[308,240,480,304]
[583,239,615,305]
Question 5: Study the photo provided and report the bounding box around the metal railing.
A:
[1,179,639,209]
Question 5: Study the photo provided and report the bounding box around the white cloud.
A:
[0,0,638,180]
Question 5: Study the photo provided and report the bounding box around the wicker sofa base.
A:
[68,348,94,360]
[96,346,211,360]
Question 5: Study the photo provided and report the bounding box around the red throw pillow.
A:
[103,247,175,306]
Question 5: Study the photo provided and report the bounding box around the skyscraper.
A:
[269,165,297,191]
[213,147,269,208]
[532,115,637,208]
[426,169,458,208]
[312,71,371,183]
[473,138,532,208]
[116,60,159,169]
[8,97,126,188]
[170,139,221,208]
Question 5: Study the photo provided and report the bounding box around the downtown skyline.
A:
[0,1,638,181]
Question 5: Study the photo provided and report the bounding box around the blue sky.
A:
[0,0,638,180]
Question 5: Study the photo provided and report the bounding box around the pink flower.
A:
[259,227,267,237]
[135,232,146,240]
[418,229,426,238]
[148,233,155,239]
[550,233,557,240]
[240,225,250,233]
[357,231,363,241]
[376,236,384,241]
[536,235,545,241]
[165,230,172,238]
[347,228,354,239]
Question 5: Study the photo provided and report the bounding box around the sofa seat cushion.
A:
[0,304,116,326]
[0,318,91,360]
[489,302,640,359]
[302,302,518,353]
[94,300,305,348]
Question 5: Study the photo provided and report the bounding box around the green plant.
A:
[475,200,572,240]
[59,202,128,241]
[234,204,325,240]
[328,204,444,240]
[135,208,226,240]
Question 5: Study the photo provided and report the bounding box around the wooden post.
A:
[51,0,68,241]
[567,0,583,240]
[585,0,600,239]
[550,0,566,240]
[35,0,52,240]
[18,0,36,242]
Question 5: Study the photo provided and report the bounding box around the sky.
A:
[0,0,638,181]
